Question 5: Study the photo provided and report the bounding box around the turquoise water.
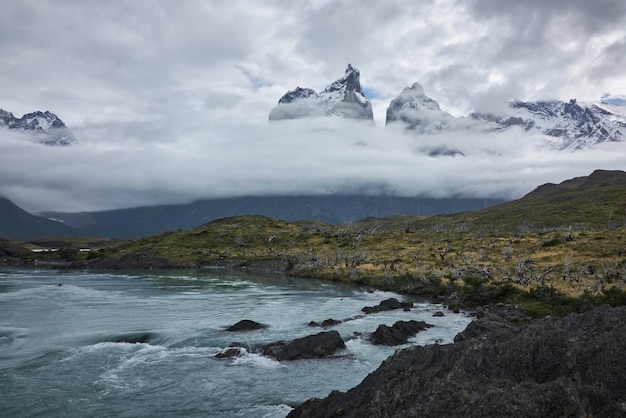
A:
[0,268,471,417]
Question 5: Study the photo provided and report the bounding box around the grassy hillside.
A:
[6,170,626,317]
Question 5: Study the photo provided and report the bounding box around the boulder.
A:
[288,305,626,417]
[262,330,346,361]
[225,319,266,332]
[213,342,247,359]
[369,320,433,346]
[362,298,412,314]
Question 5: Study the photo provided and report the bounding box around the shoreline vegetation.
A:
[1,170,625,319]
[3,216,626,319]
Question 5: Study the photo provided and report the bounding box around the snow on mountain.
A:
[269,64,374,121]
[386,82,626,150]
[385,82,469,134]
[475,99,626,150]
[0,108,78,146]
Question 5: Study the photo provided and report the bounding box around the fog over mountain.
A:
[1,115,625,213]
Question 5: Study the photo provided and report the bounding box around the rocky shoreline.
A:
[287,304,626,417]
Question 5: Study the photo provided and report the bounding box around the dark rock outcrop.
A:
[309,315,365,328]
[225,319,266,332]
[361,298,412,314]
[288,305,626,417]
[369,320,433,346]
[309,318,341,328]
[261,330,346,361]
[213,342,247,359]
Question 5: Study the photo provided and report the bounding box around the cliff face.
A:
[288,305,626,417]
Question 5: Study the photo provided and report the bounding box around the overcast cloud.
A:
[1,0,625,212]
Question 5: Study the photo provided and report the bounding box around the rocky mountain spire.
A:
[269,64,374,121]
[385,82,453,131]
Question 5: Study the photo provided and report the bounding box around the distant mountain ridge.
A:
[471,99,625,149]
[385,84,626,150]
[1,170,625,240]
[271,65,626,150]
[42,195,501,238]
[0,108,77,146]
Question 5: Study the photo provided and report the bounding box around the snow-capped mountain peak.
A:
[385,82,626,150]
[269,64,374,121]
[385,82,454,132]
[0,108,78,146]
[503,99,624,149]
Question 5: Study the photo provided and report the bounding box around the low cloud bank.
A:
[1,118,625,213]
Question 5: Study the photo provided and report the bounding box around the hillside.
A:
[42,195,501,238]
[6,169,626,317]
[0,196,76,240]
[356,169,626,233]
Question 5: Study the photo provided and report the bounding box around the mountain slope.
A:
[269,64,374,121]
[423,169,626,231]
[347,169,626,233]
[43,195,502,238]
[0,197,77,240]
[0,108,78,146]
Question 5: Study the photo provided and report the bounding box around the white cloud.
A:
[1,119,625,213]
[0,0,625,213]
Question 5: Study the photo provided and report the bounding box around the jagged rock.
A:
[269,64,374,121]
[261,330,346,361]
[362,298,412,314]
[0,108,78,146]
[369,320,433,346]
[225,319,266,332]
[213,342,247,359]
[432,311,445,317]
[288,305,626,417]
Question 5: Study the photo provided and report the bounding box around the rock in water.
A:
[269,64,374,121]
[225,319,266,332]
[361,297,411,314]
[262,330,346,361]
[288,305,626,417]
[369,320,433,346]
[213,342,248,359]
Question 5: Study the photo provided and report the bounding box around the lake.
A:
[0,268,471,417]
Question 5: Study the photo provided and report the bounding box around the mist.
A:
[1,119,625,213]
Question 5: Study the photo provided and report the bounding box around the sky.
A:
[1,0,626,213]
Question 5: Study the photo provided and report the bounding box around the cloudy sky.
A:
[1,0,626,213]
